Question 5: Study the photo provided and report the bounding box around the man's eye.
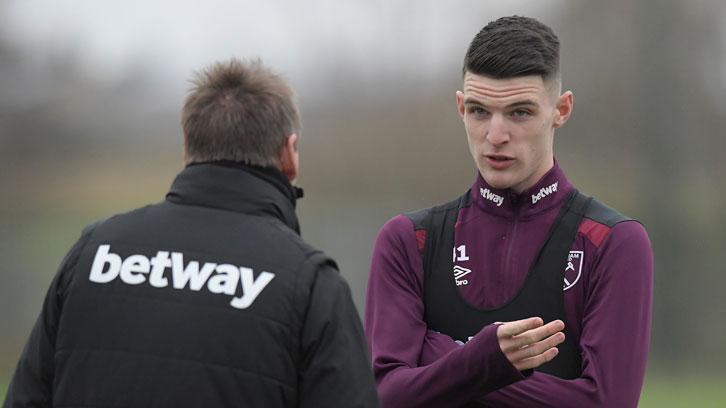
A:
[470,107,487,115]
[513,109,530,117]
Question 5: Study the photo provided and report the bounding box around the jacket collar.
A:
[471,157,573,220]
[166,162,301,234]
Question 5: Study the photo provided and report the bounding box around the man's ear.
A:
[279,133,299,183]
[553,91,573,129]
[456,91,466,120]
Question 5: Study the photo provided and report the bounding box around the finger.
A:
[497,317,544,338]
[506,319,564,350]
[507,332,565,362]
[513,347,560,371]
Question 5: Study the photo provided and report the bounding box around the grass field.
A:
[639,373,725,408]
[2,373,724,406]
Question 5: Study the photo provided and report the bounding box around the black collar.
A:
[165,162,301,234]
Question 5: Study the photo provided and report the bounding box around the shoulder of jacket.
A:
[83,203,158,235]
[581,193,635,227]
[58,215,114,287]
[81,215,112,237]
[263,219,325,258]
[404,191,471,230]
[576,192,645,249]
[302,250,339,274]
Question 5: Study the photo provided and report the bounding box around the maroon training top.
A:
[365,160,653,407]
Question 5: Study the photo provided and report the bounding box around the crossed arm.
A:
[365,216,567,408]
[417,221,654,407]
[366,216,653,408]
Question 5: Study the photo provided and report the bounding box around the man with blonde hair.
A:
[5,58,380,408]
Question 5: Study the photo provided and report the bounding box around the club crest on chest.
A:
[563,251,583,291]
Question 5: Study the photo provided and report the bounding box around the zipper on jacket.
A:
[501,194,522,286]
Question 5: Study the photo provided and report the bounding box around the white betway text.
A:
[480,187,504,207]
[89,244,274,309]
[531,181,558,204]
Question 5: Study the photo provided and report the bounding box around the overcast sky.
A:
[0,0,565,105]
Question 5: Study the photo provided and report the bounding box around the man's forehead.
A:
[462,73,549,103]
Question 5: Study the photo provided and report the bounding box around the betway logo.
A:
[480,187,504,207]
[89,245,274,309]
[531,182,558,204]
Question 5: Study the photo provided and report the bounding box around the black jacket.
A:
[3,163,380,408]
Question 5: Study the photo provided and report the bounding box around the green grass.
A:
[1,379,6,403]
[639,373,725,407]
[2,374,724,406]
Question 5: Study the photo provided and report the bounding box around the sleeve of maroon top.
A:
[419,221,654,408]
[364,215,526,408]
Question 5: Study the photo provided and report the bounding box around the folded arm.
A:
[419,221,654,407]
[365,216,564,408]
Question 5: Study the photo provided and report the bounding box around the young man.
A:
[365,16,653,407]
[4,59,380,408]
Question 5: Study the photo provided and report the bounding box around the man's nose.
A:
[486,114,510,146]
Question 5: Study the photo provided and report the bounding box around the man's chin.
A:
[480,173,513,191]
[489,183,513,191]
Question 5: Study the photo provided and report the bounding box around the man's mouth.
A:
[486,155,513,161]
[486,155,514,168]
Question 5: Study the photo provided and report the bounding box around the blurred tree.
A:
[558,0,726,371]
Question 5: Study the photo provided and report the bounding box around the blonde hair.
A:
[182,58,300,166]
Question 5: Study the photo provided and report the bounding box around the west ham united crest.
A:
[563,251,583,291]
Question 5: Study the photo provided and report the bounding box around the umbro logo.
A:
[453,265,471,286]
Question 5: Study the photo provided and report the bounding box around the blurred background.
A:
[1,0,724,405]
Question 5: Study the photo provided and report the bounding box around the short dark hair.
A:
[463,16,560,82]
[182,58,301,166]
